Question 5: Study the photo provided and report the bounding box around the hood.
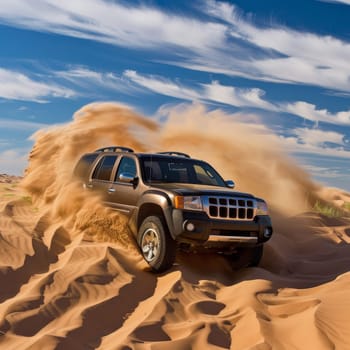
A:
[148,182,254,198]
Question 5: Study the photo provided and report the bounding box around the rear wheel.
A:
[229,245,263,269]
[137,216,176,272]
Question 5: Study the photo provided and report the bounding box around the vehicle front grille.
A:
[203,196,256,221]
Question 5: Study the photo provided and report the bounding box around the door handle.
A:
[108,188,116,193]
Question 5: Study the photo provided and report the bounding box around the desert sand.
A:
[1,102,350,349]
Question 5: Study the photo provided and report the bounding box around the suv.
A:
[74,146,273,272]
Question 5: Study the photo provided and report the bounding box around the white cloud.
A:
[123,70,275,110]
[123,70,201,101]
[281,127,350,158]
[282,137,350,158]
[293,128,345,147]
[319,0,350,4]
[202,80,276,110]
[52,66,137,96]
[0,149,28,175]
[0,68,74,102]
[57,68,107,83]
[201,0,350,91]
[0,0,225,50]
[283,101,350,125]
[56,67,128,92]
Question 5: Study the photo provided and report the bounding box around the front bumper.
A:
[207,235,259,243]
[171,209,273,247]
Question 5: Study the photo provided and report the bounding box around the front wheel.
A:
[137,216,176,272]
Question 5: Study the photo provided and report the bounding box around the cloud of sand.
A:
[22,102,320,244]
[157,103,320,214]
[21,103,157,244]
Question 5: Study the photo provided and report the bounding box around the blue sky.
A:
[0,0,349,190]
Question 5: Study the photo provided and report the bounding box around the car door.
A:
[107,156,140,216]
[86,155,118,201]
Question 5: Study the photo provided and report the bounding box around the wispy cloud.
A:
[284,101,350,125]
[301,164,346,179]
[123,70,276,110]
[292,128,346,147]
[0,1,349,92]
[55,67,130,93]
[202,81,276,110]
[0,118,48,131]
[281,127,350,158]
[319,0,350,5]
[123,70,350,125]
[0,0,225,50]
[0,68,74,102]
[123,70,201,101]
[202,0,350,91]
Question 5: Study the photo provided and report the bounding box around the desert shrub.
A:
[343,202,350,211]
[313,201,343,218]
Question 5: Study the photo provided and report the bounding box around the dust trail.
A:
[21,102,157,243]
[22,101,320,243]
[158,103,319,215]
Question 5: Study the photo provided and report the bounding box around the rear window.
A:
[92,155,118,181]
[74,154,99,178]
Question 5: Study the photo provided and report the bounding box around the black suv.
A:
[74,146,273,272]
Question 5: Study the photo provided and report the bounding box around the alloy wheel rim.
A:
[141,228,160,262]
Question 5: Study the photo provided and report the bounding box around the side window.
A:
[115,157,137,181]
[143,161,162,182]
[74,154,98,178]
[92,155,117,181]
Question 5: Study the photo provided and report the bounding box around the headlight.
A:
[256,200,268,215]
[174,196,203,211]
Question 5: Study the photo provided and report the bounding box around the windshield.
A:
[140,156,226,187]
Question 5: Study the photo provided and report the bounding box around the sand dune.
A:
[1,102,350,349]
[1,188,350,349]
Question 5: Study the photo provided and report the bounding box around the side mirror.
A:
[119,173,137,184]
[225,180,235,189]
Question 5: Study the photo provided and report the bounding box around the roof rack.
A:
[95,146,134,153]
[157,151,190,158]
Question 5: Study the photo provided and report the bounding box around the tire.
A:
[137,216,176,272]
[229,245,263,270]
[247,245,263,267]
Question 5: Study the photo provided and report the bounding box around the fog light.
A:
[185,222,195,232]
[264,228,272,238]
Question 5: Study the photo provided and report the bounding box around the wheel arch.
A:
[136,192,175,239]
[138,203,166,230]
